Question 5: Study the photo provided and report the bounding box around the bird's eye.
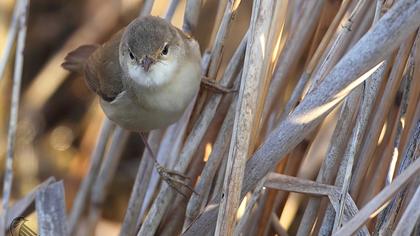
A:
[129,50,135,60]
[161,44,169,55]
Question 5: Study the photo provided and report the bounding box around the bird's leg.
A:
[201,76,237,94]
[139,132,197,198]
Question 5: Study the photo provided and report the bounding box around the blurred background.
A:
[2,1,418,235]
[0,0,251,234]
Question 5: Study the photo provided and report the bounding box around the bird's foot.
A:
[155,164,197,199]
[201,76,237,94]
[138,132,197,199]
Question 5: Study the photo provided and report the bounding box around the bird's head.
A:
[119,16,187,88]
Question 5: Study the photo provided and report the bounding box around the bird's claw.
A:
[201,77,237,94]
[155,164,198,199]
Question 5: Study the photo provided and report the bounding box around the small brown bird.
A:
[63,16,202,196]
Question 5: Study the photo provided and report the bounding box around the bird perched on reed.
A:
[63,15,205,196]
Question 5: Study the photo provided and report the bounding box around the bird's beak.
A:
[141,56,154,72]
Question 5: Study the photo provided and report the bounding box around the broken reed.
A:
[0,0,419,236]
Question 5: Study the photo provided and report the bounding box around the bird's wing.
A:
[63,29,126,102]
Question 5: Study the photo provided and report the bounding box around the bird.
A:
[62,16,203,197]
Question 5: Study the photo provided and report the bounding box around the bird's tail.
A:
[61,44,99,73]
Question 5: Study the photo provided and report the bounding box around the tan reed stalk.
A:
[183,1,420,234]
[215,0,275,234]
[68,118,114,235]
[0,1,29,235]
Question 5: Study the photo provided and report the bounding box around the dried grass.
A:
[0,0,419,235]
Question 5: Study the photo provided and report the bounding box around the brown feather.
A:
[121,16,187,59]
[62,16,194,103]
[62,44,99,73]
[62,30,125,102]
[84,30,125,101]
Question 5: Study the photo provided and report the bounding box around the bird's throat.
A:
[127,60,177,89]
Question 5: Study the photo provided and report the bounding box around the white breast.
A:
[142,60,201,112]
[127,58,177,88]
[101,60,201,131]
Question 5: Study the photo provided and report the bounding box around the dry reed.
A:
[0,0,419,235]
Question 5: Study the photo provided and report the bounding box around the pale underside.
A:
[100,58,201,131]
